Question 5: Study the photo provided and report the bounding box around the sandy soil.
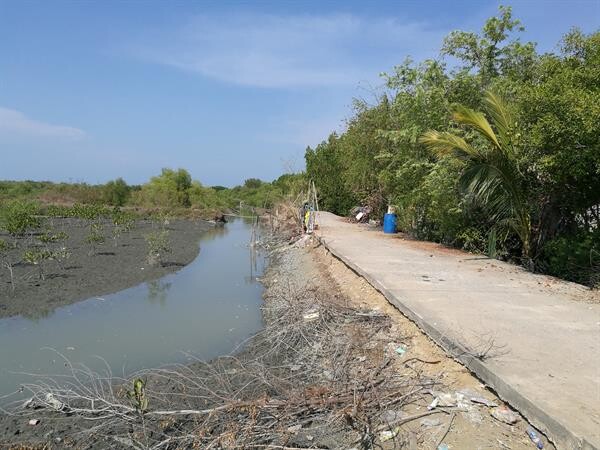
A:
[0,217,213,319]
[275,238,555,449]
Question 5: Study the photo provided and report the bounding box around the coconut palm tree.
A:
[419,91,533,262]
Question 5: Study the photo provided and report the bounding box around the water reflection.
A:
[147,279,172,306]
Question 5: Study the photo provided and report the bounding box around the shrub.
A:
[0,238,16,292]
[111,211,135,246]
[540,230,600,287]
[23,249,53,280]
[144,230,171,267]
[103,178,131,206]
[39,231,69,244]
[71,203,109,220]
[22,247,70,280]
[45,205,73,218]
[0,200,41,238]
[86,222,105,255]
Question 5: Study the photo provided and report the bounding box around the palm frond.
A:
[460,164,509,217]
[452,105,501,149]
[483,91,514,152]
[418,131,480,159]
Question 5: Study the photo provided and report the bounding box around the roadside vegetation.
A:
[304,6,600,286]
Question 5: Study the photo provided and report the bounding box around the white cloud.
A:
[0,107,85,139]
[131,13,442,88]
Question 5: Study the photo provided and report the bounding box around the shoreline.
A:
[0,217,214,320]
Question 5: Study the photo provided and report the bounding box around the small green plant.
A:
[111,211,135,247]
[144,229,171,266]
[23,246,71,280]
[39,231,69,244]
[0,239,15,292]
[86,221,105,256]
[151,210,171,229]
[23,248,53,280]
[126,378,148,413]
[38,230,70,270]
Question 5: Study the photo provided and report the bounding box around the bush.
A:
[540,230,600,287]
[71,203,110,220]
[0,200,41,237]
[134,168,192,208]
[103,178,131,206]
[39,231,69,244]
[144,230,171,266]
[86,222,105,256]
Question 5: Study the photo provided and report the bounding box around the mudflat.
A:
[0,217,213,319]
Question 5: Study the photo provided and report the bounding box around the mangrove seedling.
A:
[38,231,70,270]
[39,231,69,244]
[86,222,105,256]
[111,211,135,247]
[144,229,171,267]
[0,239,16,292]
[152,210,171,229]
[23,246,71,281]
[23,248,53,280]
[126,378,148,413]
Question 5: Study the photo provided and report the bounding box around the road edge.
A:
[316,232,597,450]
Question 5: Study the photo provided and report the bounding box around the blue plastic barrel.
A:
[383,213,397,234]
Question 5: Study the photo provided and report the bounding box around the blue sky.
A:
[1,1,598,187]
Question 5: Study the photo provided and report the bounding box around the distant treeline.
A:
[304,7,599,286]
[0,170,306,215]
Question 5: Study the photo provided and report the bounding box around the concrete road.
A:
[316,212,600,449]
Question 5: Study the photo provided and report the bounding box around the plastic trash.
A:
[526,426,544,449]
[429,391,467,408]
[28,419,40,426]
[303,311,319,321]
[45,392,65,411]
[380,427,400,442]
[491,406,518,424]
[438,445,449,450]
[395,345,407,356]
[427,397,439,410]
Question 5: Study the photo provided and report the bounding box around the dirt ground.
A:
[0,217,213,319]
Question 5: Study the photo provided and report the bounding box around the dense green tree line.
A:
[305,7,599,285]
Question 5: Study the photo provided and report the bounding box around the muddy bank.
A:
[0,218,213,319]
